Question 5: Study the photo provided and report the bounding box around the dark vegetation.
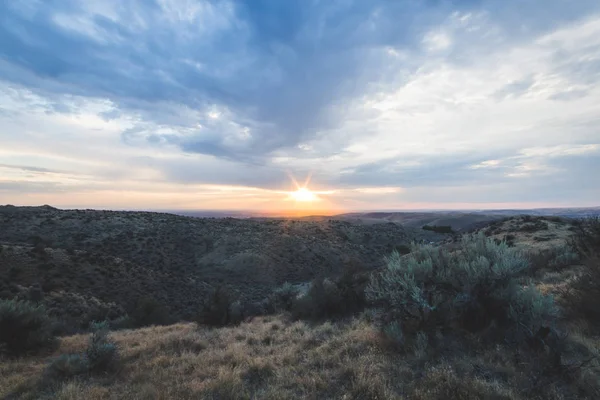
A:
[46,321,119,380]
[290,265,369,321]
[562,217,600,326]
[1,207,600,398]
[196,285,242,327]
[0,299,56,357]
[483,215,566,237]
[129,297,172,328]
[366,236,556,347]
[519,220,549,232]
[0,206,413,332]
[422,224,454,234]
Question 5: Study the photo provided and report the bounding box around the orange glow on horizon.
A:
[276,172,342,215]
[285,171,323,203]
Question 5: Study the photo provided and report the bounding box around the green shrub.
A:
[45,321,119,381]
[504,234,516,247]
[528,245,580,273]
[507,285,558,341]
[382,320,404,344]
[0,299,55,356]
[46,354,89,379]
[196,285,240,327]
[366,234,556,347]
[549,245,579,268]
[131,297,171,327]
[292,278,342,320]
[291,267,368,321]
[269,282,301,312]
[335,266,369,313]
[85,321,119,373]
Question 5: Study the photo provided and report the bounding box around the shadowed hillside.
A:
[0,206,415,328]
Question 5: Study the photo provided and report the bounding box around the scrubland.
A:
[1,207,599,399]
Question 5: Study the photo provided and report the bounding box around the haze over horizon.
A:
[1,1,599,213]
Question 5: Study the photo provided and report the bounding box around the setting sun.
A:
[290,187,318,202]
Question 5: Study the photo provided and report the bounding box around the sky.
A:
[1,0,599,213]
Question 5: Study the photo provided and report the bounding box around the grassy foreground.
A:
[2,312,599,399]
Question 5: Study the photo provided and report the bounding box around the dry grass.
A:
[2,314,599,399]
[483,217,574,250]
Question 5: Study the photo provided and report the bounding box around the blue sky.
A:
[0,0,599,211]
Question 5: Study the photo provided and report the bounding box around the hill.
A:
[2,207,600,399]
[335,211,503,232]
[336,207,600,233]
[0,206,415,328]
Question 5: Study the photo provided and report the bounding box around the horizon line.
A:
[3,203,599,216]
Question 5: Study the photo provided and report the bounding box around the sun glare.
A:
[290,187,318,202]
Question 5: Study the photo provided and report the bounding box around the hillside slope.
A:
[2,210,599,399]
[0,206,414,326]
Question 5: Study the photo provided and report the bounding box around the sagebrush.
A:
[46,354,89,379]
[196,285,242,327]
[45,321,119,381]
[366,234,557,348]
[86,321,119,373]
[291,267,368,321]
[0,299,55,356]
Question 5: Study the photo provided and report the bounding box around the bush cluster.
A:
[46,321,119,380]
[86,321,120,373]
[365,234,557,349]
[46,354,89,379]
[290,267,369,321]
[569,217,600,258]
[528,245,579,274]
[269,282,302,312]
[519,221,549,233]
[196,285,243,327]
[130,297,172,327]
[563,217,600,325]
[0,299,56,357]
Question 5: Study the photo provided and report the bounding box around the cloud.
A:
[470,160,502,169]
[1,0,600,209]
[549,89,589,101]
[0,164,63,174]
[492,77,536,100]
[353,187,403,195]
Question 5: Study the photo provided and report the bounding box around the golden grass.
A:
[487,218,573,251]
[1,317,393,399]
[2,314,599,399]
